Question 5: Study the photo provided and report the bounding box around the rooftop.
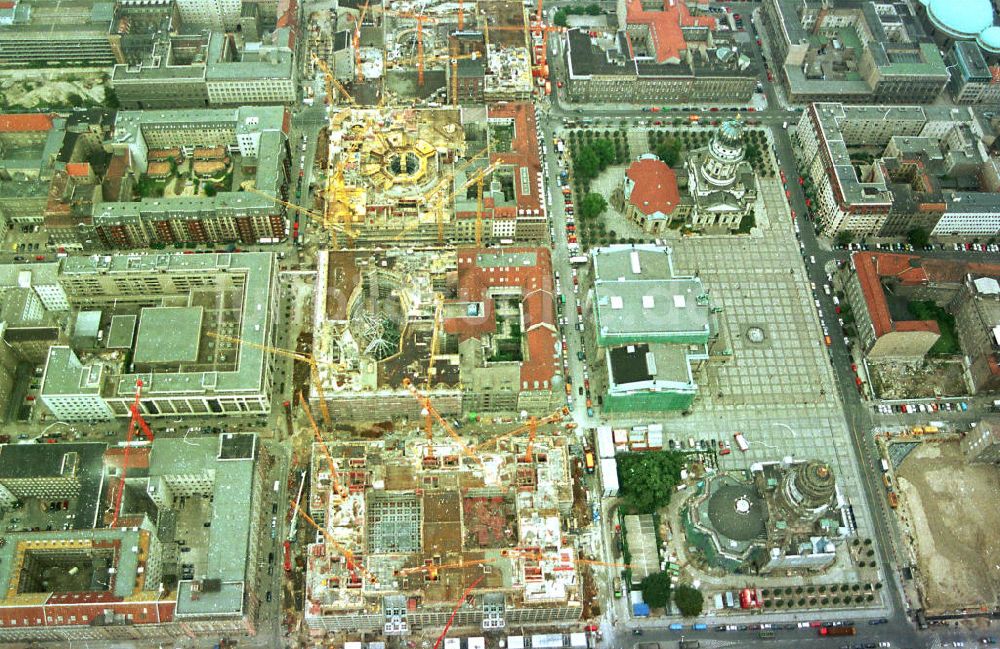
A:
[591,245,710,343]
[852,252,939,338]
[133,306,204,365]
[624,156,680,218]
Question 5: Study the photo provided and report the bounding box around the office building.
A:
[563,0,757,105]
[0,0,122,68]
[946,41,1000,104]
[962,417,1000,463]
[951,276,1000,393]
[175,0,241,30]
[761,0,948,104]
[40,252,277,421]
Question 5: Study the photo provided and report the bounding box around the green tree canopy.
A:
[654,137,681,167]
[908,227,930,248]
[835,230,855,247]
[553,9,568,26]
[639,571,671,609]
[673,584,704,617]
[574,147,600,181]
[616,450,684,514]
[580,192,607,220]
[592,139,616,167]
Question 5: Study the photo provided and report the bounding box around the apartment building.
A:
[946,41,1000,105]
[794,102,982,236]
[98,106,289,248]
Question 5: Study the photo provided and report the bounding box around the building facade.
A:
[685,120,757,230]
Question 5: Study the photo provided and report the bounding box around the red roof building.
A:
[0,114,54,133]
[456,103,544,242]
[625,0,716,64]
[848,252,940,357]
[624,156,681,219]
[445,248,560,411]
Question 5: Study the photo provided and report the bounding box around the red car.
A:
[568,235,577,243]
[780,170,786,183]
[767,71,773,81]
[785,189,791,199]
[799,176,805,185]
[756,38,762,46]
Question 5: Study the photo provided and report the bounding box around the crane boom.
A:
[433,575,484,649]
[207,331,334,428]
[299,392,348,498]
[296,504,378,584]
[402,378,480,464]
[110,379,154,528]
[287,470,306,541]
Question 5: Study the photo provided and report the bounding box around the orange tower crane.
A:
[470,406,569,455]
[295,504,378,584]
[402,377,480,464]
[298,392,348,499]
[110,379,154,528]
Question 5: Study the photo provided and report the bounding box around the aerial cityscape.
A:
[2,0,1000,648]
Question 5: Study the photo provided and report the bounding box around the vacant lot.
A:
[868,357,967,399]
[895,442,1000,612]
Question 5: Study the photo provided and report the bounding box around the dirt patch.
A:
[895,442,1000,612]
[868,357,968,400]
[0,70,109,109]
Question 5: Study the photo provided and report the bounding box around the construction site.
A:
[306,0,548,106]
[293,392,613,638]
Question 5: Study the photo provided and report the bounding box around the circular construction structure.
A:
[778,460,837,522]
[347,267,406,361]
[706,481,767,543]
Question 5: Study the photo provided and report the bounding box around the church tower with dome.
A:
[685,119,758,231]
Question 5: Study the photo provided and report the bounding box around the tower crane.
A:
[384,11,438,86]
[433,575,484,649]
[243,186,350,245]
[351,0,370,83]
[470,407,569,457]
[295,503,378,584]
[109,379,154,528]
[402,377,480,464]
[286,470,306,542]
[299,392,349,499]
[311,54,355,106]
[206,331,341,429]
[395,556,496,578]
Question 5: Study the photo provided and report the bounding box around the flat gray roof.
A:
[58,252,274,398]
[591,245,709,340]
[133,306,204,365]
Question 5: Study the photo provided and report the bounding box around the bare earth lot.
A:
[896,442,1000,612]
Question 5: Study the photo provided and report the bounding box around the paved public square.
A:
[601,137,875,537]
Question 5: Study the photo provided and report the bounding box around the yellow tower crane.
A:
[206,332,341,429]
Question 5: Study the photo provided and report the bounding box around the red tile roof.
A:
[852,253,938,338]
[0,114,53,133]
[445,248,558,389]
[0,2,16,9]
[625,0,716,64]
[65,162,91,177]
[487,103,542,217]
[626,157,680,217]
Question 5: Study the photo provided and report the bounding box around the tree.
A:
[592,139,616,167]
[639,571,671,609]
[574,147,600,181]
[655,137,681,167]
[835,230,854,247]
[673,584,704,617]
[616,450,684,513]
[553,9,568,26]
[908,226,930,248]
[580,192,607,220]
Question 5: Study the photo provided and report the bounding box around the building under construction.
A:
[301,421,582,636]
[309,247,461,420]
[316,102,547,248]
